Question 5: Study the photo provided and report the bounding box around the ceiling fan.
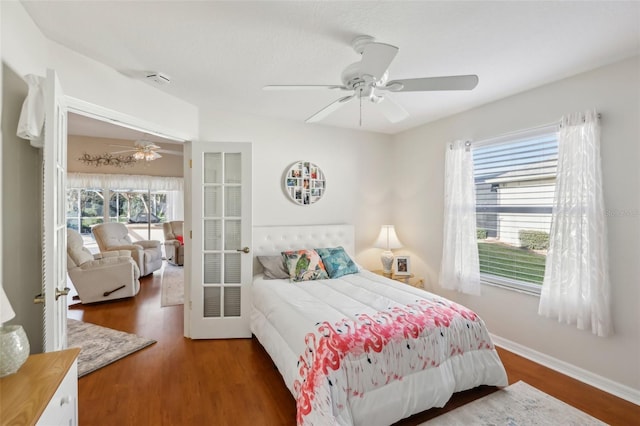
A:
[110,140,182,162]
[264,35,479,125]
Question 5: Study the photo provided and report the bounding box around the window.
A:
[109,189,167,225]
[66,188,105,233]
[473,127,557,294]
[66,173,183,247]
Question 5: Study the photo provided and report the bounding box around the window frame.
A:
[473,124,558,296]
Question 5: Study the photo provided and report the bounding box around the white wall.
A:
[199,109,393,267]
[1,1,198,352]
[392,56,640,394]
[2,1,198,141]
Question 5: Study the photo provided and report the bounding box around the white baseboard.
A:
[491,333,640,406]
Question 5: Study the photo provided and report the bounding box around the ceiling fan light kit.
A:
[264,35,479,126]
[106,139,185,164]
[130,140,163,161]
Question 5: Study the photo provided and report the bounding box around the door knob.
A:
[34,293,45,304]
[55,287,71,301]
[236,247,250,254]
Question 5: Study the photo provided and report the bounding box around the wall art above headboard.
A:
[283,161,325,205]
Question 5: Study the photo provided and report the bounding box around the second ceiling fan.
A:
[264,35,479,125]
[110,140,182,162]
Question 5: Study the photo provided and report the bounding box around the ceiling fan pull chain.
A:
[359,88,363,127]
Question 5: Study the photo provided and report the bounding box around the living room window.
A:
[66,174,183,247]
[108,189,168,225]
[66,188,105,233]
[473,126,557,294]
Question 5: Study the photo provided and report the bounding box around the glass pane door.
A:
[190,142,252,339]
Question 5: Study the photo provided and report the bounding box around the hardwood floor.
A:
[69,267,638,425]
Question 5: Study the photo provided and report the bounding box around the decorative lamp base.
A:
[380,250,394,274]
[0,325,30,377]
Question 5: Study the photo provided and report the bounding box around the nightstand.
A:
[372,270,423,288]
[1,348,80,425]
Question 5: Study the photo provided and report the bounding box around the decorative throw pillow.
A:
[175,235,184,245]
[281,249,329,282]
[257,255,290,280]
[315,246,359,279]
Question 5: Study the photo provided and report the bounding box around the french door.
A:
[189,142,252,338]
[42,69,69,351]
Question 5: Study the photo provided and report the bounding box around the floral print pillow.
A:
[282,249,329,282]
[315,246,359,279]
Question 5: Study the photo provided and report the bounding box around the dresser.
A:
[0,348,80,425]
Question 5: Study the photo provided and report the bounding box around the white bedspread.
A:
[251,270,508,426]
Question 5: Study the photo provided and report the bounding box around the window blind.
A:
[473,131,558,289]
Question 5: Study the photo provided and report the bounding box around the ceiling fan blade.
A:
[384,75,479,92]
[263,85,347,91]
[135,141,160,150]
[305,94,356,123]
[377,96,409,123]
[110,149,136,154]
[359,42,399,80]
[157,148,183,156]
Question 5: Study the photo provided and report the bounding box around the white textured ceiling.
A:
[22,1,640,136]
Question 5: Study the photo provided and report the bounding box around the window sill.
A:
[480,275,541,297]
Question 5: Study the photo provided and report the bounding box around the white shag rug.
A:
[160,264,184,307]
[67,319,156,378]
[422,381,607,425]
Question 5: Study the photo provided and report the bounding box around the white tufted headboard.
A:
[252,224,355,274]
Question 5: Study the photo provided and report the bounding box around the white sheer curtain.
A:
[67,173,183,191]
[165,190,184,221]
[68,172,184,221]
[16,74,45,147]
[538,110,612,337]
[439,140,481,295]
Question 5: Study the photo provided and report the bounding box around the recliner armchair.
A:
[92,222,163,276]
[163,220,184,266]
[67,228,140,303]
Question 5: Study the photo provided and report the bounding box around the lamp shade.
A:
[374,225,402,251]
[0,286,15,324]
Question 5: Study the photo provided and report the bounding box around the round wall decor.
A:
[284,161,326,205]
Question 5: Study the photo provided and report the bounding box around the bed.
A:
[251,224,508,426]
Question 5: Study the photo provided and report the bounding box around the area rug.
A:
[161,264,184,307]
[422,381,606,425]
[67,319,156,378]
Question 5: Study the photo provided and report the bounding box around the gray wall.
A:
[1,64,44,352]
[392,56,640,392]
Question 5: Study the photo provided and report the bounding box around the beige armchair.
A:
[163,221,184,266]
[92,222,163,276]
[67,229,140,303]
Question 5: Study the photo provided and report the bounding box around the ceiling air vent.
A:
[145,72,171,85]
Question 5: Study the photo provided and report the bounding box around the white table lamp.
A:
[0,285,30,377]
[374,225,402,274]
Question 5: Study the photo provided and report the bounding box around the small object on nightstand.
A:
[372,269,415,285]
